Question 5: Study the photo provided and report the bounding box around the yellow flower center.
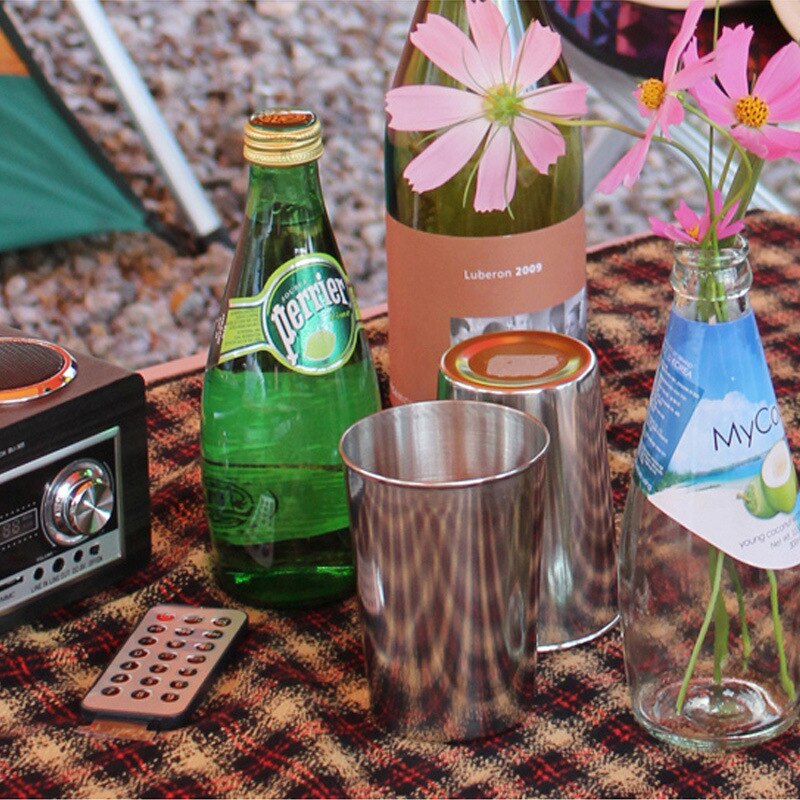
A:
[639,78,666,110]
[484,84,523,126]
[687,224,700,240]
[735,95,769,128]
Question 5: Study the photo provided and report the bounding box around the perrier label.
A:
[217,252,359,374]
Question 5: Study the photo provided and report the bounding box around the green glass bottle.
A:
[201,110,381,608]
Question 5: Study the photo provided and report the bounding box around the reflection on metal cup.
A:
[438,331,618,651]
[339,400,549,741]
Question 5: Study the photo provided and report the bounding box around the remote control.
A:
[81,604,248,731]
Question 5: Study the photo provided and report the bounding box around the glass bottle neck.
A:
[670,236,752,323]
[245,161,325,223]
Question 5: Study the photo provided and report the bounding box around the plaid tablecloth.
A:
[2,211,800,798]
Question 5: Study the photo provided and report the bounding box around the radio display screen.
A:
[0,508,38,546]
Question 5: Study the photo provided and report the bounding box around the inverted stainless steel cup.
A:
[438,331,618,651]
[339,400,549,741]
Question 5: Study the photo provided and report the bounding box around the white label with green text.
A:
[218,253,359,374]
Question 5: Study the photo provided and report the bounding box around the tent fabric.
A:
[0,6,150,251]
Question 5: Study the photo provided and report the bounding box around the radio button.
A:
[42,459,114,547]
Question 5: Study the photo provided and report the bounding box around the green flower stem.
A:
[725,558,753,670]
[768,569,796,701]
[709,549,730,685]
[677,550,725,712]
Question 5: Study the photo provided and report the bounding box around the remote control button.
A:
[212,617,231,627]
[139,636,157,646]
[101,686,120,696]
[156,613,175,622]
[178,667,198,676]
[158,652,177,661]
[187,655,206,664]
[175,627,193,637]
[147,624,166,634]
[195,642,215,652]
[170,680,189,689]
[109,674,129,684]
[129,648,148,658]
[183,615,203,624]
[166,640,185,649]
[131,690,150,700]
[203,630,224,639]
[150,664,168,674]
[161,693,180,703]
[140,676,159,686]
[120,661,139,671]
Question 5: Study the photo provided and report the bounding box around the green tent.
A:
[0,2,225,252]
[0,5,154,250]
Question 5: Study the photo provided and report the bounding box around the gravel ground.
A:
[1,0,798,370]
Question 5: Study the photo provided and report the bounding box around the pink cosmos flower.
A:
[648,190,744,244]
[597,0,719,194]
[385,0,587,213]
[684,24,800,161]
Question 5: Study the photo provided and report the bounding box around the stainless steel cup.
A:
[339,400,549,741]
[438,331,618,651]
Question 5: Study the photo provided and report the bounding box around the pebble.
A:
[0,0,796,372]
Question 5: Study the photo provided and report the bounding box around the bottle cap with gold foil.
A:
[243,110,323,167]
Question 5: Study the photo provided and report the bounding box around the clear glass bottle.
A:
[619,236,800,750]
[201,110,381,608]
[385,0,586,403]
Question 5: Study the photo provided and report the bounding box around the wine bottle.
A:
[385,0,586,404]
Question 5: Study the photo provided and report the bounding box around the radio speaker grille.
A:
[0,338,77,403]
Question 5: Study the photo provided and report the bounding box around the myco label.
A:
[634,310,800,570]
[218,253,359,374]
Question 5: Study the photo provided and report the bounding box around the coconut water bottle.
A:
[201,110,380,608]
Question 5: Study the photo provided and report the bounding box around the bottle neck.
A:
[670,236,752,323]
[245,160,325,223]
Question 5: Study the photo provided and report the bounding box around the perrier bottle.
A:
[201,110,381,607]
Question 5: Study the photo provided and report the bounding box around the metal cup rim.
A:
[338,399,549,490]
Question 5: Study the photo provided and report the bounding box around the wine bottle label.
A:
[634,309,800,569]
[385,209,587,403]
[217,253,359,374]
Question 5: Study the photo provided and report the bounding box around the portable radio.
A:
[0,326,150,632]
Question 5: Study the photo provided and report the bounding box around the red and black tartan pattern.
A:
[2,211,800,797]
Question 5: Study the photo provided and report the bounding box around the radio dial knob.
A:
[67,477,114,536]
[43,460,115,547]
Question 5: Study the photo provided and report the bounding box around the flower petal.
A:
[730,126,771,159]
[669,54,720,92]
[673,199,700,233]
[663,0,704,79]
[403,118,489,192]
[522,82,588,117]
[597,135,652,193]
[713,25,753,103]
[757,125,800,160]
[466,0,512,86]
[474,125,517,212]
[512,20,562,90]
[656,95,684,137]
[386,85,485,131]
[755,42,800,121]
[410,13,490,92]
[649,215,695,243]
[685,38,737,126]
[513,115,565,174]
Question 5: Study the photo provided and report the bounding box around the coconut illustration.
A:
[739,473,777,519]
[761,439,799,514]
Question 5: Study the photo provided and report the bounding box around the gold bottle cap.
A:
[243,110,323,167]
